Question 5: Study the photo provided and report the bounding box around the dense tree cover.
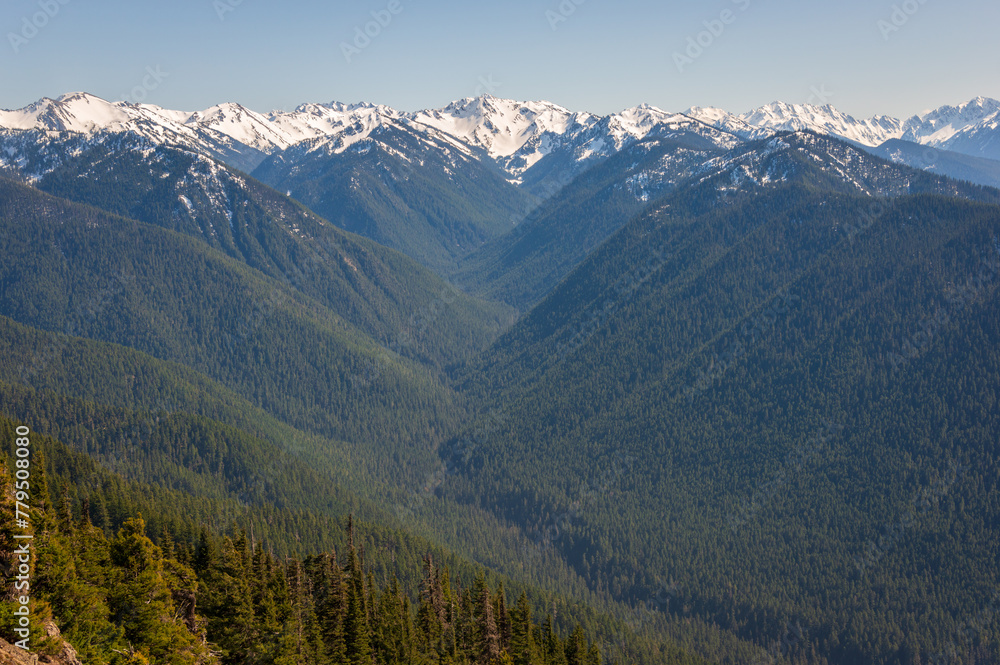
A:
[455,131,727,310]
[451,182,1000,664]
[35,139,515,370]
[457,131,1000,312]
[2,134,1000,665]
[0,434,610,665]
[0,317,716,664]
[252,122,538,273]
[0,178,473,475]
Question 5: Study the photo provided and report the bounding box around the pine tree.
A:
[317,553,348,665]
[251,542,284,659]
[418,554,444,654]
[509,593,538,665]
[474,572,500,665]
[375,576,411,665]
[344,536,372,665]
[193,526,215,577]
[207,536,258,664]
[564,625,586,665]
[541,616,567,665]
[108,515,204,664]
[494,582,511,654]
[278,557,322,665]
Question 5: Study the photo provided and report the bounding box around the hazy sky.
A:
[2,0,997,119]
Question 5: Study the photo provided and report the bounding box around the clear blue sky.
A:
[2,0,997,119]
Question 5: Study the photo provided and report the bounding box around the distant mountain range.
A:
[4,92,999,280]
[4,92,1000,183]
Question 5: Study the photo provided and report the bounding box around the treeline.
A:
[0,454,604,665]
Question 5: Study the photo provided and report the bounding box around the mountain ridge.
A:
[5,92,998,180]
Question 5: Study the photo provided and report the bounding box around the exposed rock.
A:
[0,621,81,665]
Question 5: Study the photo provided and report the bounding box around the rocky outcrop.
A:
[0,621,81,665]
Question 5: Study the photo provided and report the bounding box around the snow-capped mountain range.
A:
[2,92,1000,187]
[687,97,1000,161]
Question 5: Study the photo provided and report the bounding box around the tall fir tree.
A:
[108,515,205,664]
[344,536,373,665]
[473,571,500,665]
[509,592,538,665]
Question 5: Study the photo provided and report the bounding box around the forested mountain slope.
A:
[455,130,728,309]
[458,132,1000,312]
[30,138,514,369]
[0,177,469,475]
[252,120,538,273]
[450,171,1000,664]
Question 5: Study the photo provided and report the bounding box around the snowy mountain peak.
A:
[907,97,1000,136]
[412,95,597,159]
[917,96,1000,121]
[0,92,130,133]
[186,102,298,152]
[738,102,904,147]
[683,106,775,141]
[3,91,999,185]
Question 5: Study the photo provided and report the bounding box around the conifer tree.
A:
[494,582,511,653]
[279,557,322,665]
[345,535,373,665]
[564,625,587,665]
[418,554,444,653]
[375,576,411,665]
[207,536,258,664]
[541,616,567,665]
[474,571,500,665]
[193,526,216,577]
[317,552,349,665]
[108,515,204,664]
[510,593,538,665]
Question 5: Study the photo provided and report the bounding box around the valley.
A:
[1,90,999,665]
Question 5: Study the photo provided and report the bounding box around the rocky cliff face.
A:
[0,621,81,665]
